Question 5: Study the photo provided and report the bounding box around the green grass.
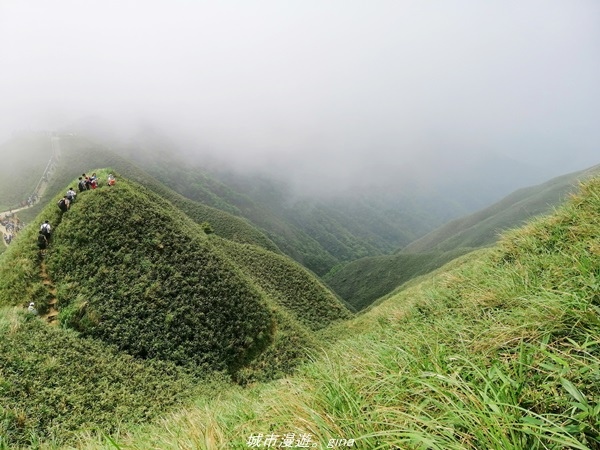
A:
[78,176,600,449]
[0,170,356,447]
[403,164,600,254]
[324,247,471,311]
[0,307,197,448]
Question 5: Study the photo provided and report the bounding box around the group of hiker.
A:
[57,172,115,212]
[39,172,116,250]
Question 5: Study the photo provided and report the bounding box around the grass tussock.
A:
[97,177,600,449]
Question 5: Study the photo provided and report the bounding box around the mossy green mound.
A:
[212,238,354,383]
[2,172,276,373]
[54,175,276,372]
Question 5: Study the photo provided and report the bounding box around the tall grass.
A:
[84,178,600,449]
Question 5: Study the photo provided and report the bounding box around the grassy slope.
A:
[1,171,277,372]
[403,164,600,253]
[93,175,600,450]
[0,170,354,446]
[0,134,51,210]
[326,165,600,311]
[323,247,471,311]
[211,238,353,383]
[0,308,196,448]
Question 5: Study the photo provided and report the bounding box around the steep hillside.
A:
[403,163,600,253]
[326,164,600,311]
[323,248,469,311]
[1,171,276,373]
[106,175,600,450]
[211,238,353,382]
[0,170,354,446]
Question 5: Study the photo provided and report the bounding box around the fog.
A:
[1,0,599,194]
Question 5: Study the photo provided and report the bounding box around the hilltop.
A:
[16,135,280,253]
[0,171,351,446]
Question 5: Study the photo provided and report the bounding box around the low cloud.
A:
[1,0,599,193]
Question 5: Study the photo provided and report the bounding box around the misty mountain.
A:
[110,126,557,276]
[326,162,600,310]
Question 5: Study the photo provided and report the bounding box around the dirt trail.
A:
[40,259,59,325]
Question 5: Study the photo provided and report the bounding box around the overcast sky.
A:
[1,0,599,188]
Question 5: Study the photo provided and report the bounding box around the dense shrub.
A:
[214,238,352,330]
[44,173,275,373]
[0,309,194,447]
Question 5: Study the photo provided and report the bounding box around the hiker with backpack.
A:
[78,177,86,192]
[40,220,51,240]
[90,172,98,189]
[57,196,69,212]
[107,174,116,186]
[28,302,38,315]
[66,187,77,203]
[37,230,48,254]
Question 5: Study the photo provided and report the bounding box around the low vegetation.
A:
[47,172,275,373]
[81,176,600,449]
[213,238,354,383]
[0,169,356,447]
[324,247,470,311]
[0,307,196,448]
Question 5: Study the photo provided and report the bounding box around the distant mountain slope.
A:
[116,135,469,275]
[0,134,52,210]
[326,163,600,311]
[403,164,600,254]
[323,249,468,312]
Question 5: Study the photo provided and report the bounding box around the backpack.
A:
[57,199,67,211]
[37,234,47,247]
[78,180,86,192]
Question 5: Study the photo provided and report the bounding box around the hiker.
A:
[78,177,86,192]
[37,230,48,253]
[90,172,98,189]
[107,174,116,186]
[40,220,52,239]
[66,187,77,203]
[57,196,69,212]
[27,302,38,315]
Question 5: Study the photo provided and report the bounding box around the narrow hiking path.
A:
[40,259,59,325]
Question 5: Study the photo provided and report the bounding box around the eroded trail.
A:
[40,260,59,325]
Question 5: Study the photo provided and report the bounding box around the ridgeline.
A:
[0,169,352,446]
